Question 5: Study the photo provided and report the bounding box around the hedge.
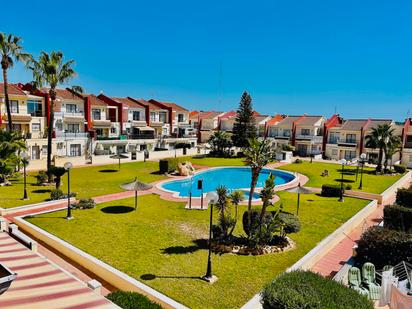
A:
[261,270,373,309]
[356,226,412,269]
[393,164,407,174]
[321,184,343,197]
[159,158,179,174]
[106,291,162,309]
[384,205,412,232]
[396,188,412,208]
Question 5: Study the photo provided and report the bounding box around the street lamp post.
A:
[310,140,314,163]
[203,191,218,283]
[358,153,367,190]
[21,152,29,200]
[339,159,346,202]
[64,162,73,220]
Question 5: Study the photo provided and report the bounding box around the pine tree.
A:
[232,91,256,147]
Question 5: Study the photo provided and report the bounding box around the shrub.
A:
[50,166,66,189]
[279,212,301,235]
[159,158,179,174]
[242,209,273,237]
[384,205,412,232]
[393,164,407,174]
[35,170,48,185]
[294,159,303,164]
[321,184,343,197]
[396,188,412,208]
[74,198,96,210]
[261,270,373,309]
[106,291,162,309]
[345,184,352,190]
[50,189,65,200]
[356,226,412,269]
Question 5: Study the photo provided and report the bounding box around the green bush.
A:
[294,159,303,164]
[50,166,66,189]
[393,164,407,174]
[35,170,48,185]
[345,184,352,190]
[396,188,412,208]
[74,198,96,210]
[159,158,179,174]
[50,189,65,200]
[279,212,301,235]
[384,205,412,232]
[356,227,412,269]
[106,291,162,309]
[321,184,343,197]
[242,209,272,237]
[261,270,373,309]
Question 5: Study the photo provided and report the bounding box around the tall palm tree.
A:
[26,51,82,182]
[0,33,30,131]
[365,124,397,172]
[244,138,275,232]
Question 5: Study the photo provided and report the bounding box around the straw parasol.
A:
[120,177,153,210]
[284,183,312,215]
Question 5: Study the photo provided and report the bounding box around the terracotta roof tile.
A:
[0,83,27,96]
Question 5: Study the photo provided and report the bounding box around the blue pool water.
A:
[160,167,295,198]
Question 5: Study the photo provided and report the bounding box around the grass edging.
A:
[0,198,76,216]
[240,198,378,309]
[13,215,188,309]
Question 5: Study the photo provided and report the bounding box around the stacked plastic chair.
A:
[348,267,369,296]
[362,262,381,300]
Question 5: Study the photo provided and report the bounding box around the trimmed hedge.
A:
[321,184,343,197]
[356,226,412,269]
[384,205,412,232]
[396,188,412,208]
[106,291,162,309]
[261,270,373,309]
[393,164,407,174]
[159,158,179,174]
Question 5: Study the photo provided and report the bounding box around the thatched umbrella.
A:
[120,177,153,210]
[284,183,312,215]
[110,153,129,171]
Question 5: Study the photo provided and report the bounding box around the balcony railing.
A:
[337,139,357,147]
[55,131,89,139]
[55,111,84,118]
[295,135,323,142]
[129,133,155,140]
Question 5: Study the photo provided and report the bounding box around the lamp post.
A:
[203,191,218,283]
[339,159,346,202]
[358,153,367,190]
[21,152,29,200]
[64,162,73,220]
[310,140,314,163]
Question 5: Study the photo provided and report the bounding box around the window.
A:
[283,129,291,137]
[150,112,156,122]
[332,149,338,156]
[41,145,48,155]
[10,100,19,113]
[178,114,184,122]
[132,111,140,121]
[69,144,81,157]
[110,127,117,134]
[32,123,41,132]
[92,109,101,120]
[31,146,40,160]
[27,100,43,116]
[329,132,340,144]
[346,134,356,143]
[95,128,103,136]
[344,150,356,160]
[269,128,278,137]
[159,112,167,123]
[301,128,310,136]
[66,104,78,113]
[67,124,80,133]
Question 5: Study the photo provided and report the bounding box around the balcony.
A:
[129,133,155,140]
[55,131,89,139]
[338,139,357,147]
[295,135,323,143]
[55,111,84,118]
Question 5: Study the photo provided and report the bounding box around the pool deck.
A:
[0,232,117,309]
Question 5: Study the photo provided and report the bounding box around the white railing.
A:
[55,111,84,118]
[296,135,323,143]
[55,131,88,139]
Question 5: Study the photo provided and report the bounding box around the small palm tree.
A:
[26,51,82,182]
[244,138,275,232]
[0,130,27,184]
[259,173,276,222]
[208,131,233,157]
[384,135,402,170]
[365,124,397,172]
[228,190,244,236]
[0,33,30,131]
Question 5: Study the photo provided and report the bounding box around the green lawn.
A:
[0,161,165,209]
[27,193,369,308]
[279,161,404,194]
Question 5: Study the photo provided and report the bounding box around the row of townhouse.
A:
[190,110,412,168]
[0,83,197,162]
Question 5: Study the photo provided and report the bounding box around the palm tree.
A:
[0,33,30,131]
[26,51,82,182]
[208,131,232,157]
[365,124,397,172]
[228,190,244,236]
[259,173,276,222]
[0,130,27,184]
[384,135,402,170]
[244,138,275,231]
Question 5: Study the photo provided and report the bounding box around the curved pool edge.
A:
[154,166,301,201]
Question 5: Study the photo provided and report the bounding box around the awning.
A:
[149,121,163,127]
[64,116,85,123]
[132,120,147,127]
[93,120,112,127]
[138,126,155,132]
[9,114,32,123]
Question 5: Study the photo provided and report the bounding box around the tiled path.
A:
[0,232,116,309]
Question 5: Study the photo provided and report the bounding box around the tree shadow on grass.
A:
[334,179,355,183]
[32,189,52,194]
[140,273,202,281]
[161,239,207,255]
[100,206,134,214]
[99,169,118,173]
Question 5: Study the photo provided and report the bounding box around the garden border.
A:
[0,197,76,216]
[13,214,188,309]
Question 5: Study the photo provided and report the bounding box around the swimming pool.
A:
[159,167,296,199]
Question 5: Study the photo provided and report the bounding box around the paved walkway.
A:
[0,232,116,309]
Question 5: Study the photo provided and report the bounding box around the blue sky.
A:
[2,0,412,120]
